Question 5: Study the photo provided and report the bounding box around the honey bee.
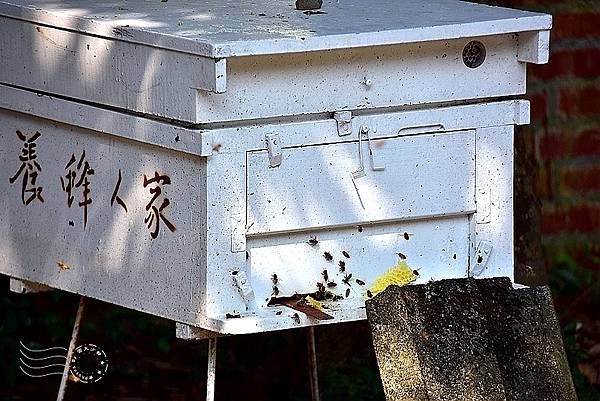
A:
[366,290,373,298]
[342,250,350,258]
[272,286,280,296]
[323,252,333,261]
[307,236,319,246]
[271,273,279,285]
[57,261,70,270]
[327,281,337,288]
[316,282,326,293]
[356,278,365,286]
[342,273,353,285]
[397,252,407,260]
[338,260,346,272]
[212,143,222,152]
[276,310,283,315]
[345,288,351,298]
[322,269,329,282]
[357,225,363,232]
[413,270,420,276]
[403,232,410,240]
[291,313,300,323]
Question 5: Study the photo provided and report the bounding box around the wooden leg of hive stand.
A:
[56,296,86,401]
[307,327,321,401]
[206,337,218,401]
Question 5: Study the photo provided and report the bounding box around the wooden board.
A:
[0,0,551,57]
[247,130,476,235]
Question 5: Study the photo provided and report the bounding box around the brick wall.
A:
[489,0,600,275]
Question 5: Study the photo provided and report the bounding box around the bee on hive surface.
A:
[342,273,353,285]
[291,313,300,323]
[323,252,333,261]
[271,273,278,285]
[356,278,365,286]
[366,290,373,298]
[272,286,280,296]
[322,269,329,282]
[327,281,337,288]
[338,260,346,272]
[307,236,319,246]
[342,250,350,258]
[397,252,407,260]
[345,288,351,298]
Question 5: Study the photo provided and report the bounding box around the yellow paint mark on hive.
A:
[368,261,416,298]
[305,295,323,311]
[57,261,70,270]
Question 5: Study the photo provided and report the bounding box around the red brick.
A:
[528,92,547,120]
[561,164,600,194]
[538,130,564,161]
[573,49,600,78]
[572,129,600,158]
[541,204,600,235]
[531,49,600,81]
[529,51,571,80]
[559,85,600,117]
[553,14,600,40]
[538,128,600,161]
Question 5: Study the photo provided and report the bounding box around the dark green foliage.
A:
[549,253,600,401]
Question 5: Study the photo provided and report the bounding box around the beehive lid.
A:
[0,0,551,58]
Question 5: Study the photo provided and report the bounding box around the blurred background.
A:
[1,0,599,400]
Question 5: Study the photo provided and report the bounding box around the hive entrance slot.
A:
[268,294,335,320]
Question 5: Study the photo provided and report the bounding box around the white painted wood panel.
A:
[0,84,204,156]
[0,108,206,324]
[247,130,476,235]
[0,16,222,121]
[198,35,525,123]
[0,0,551,58]
[248,216,470,311]
[472,125,514,280]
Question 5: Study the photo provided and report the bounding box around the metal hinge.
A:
[265,133,282,167]
[333,111,352,136]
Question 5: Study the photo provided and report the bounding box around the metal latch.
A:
[333,111,352,136]
[265,133,282,167]
[472,240,493,276]
[351,125,385,209]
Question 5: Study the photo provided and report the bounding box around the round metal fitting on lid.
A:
[462,41,486,68]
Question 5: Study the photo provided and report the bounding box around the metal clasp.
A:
[350,125,385,209]
[333,111,352,137]
[354,125,384,173]
[265,133,282,167]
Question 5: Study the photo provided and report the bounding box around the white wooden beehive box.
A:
[0,0,551,337]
